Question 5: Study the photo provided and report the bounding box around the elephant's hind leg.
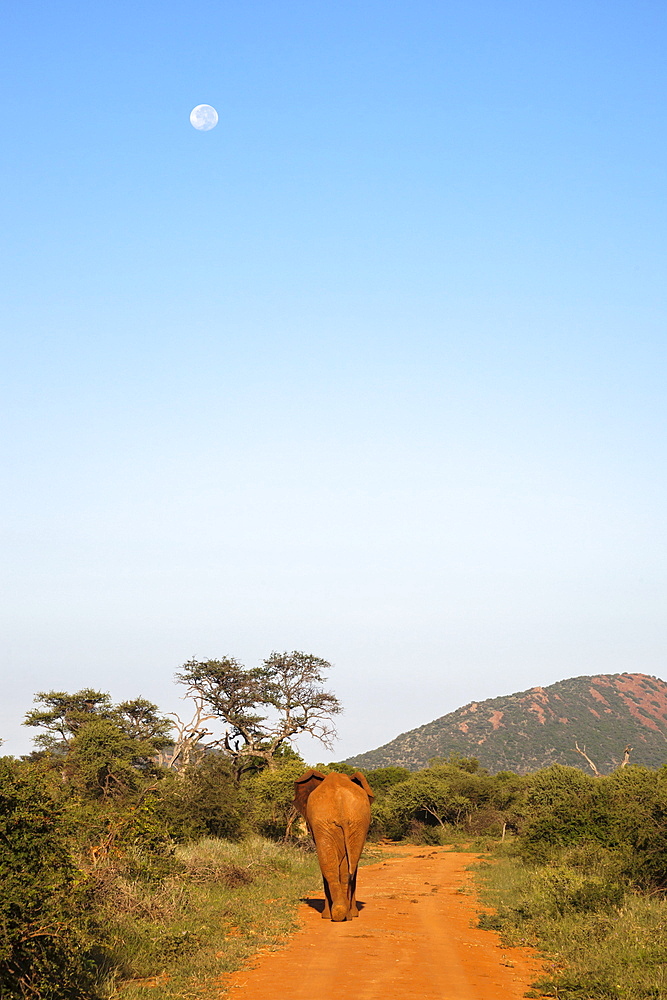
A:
[331,868,351,922]
[336,854,354,920]
[331,901,348,921]
[348,866,359,917]
[321,878,332,919]
[313,826,348,921]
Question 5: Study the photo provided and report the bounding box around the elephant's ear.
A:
[350,771,375,803]
[293,769,326,816]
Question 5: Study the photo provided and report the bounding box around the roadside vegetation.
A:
[2,660,667,999]
[0,653,336,999]
[364,754,667,999]
[98,837,320,1000]
[472,764,667,1000]
[476,846,667,1000]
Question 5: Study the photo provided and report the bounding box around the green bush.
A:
[374,758,494,839]
[600,765,667,889]
[474,764,667,999]
[520,765,602,856]
[0,757,100,999]
[475,849,667,1000]
[63,719,162,800]
[244,760,307,839]
[158,754,246,843]
[365,767,412,795]
[528,865,625,916]
[519,764,667,891]
[405,820,443,845]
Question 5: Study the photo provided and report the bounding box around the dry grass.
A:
[93,837,320,1000]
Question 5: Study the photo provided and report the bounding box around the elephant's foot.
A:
[331,903,348,921]
[349,905,359,918]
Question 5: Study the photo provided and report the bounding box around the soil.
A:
[222,844,546,999]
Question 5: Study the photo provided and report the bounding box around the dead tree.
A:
[573,741,601,776]
[158,695,219,774]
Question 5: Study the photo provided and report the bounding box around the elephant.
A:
[293,769,374,921]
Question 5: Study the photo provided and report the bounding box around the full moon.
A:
[189,104,218,131]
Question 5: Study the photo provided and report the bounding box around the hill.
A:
[346,673,667,774]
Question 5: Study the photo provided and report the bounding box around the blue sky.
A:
[2,1,666,761]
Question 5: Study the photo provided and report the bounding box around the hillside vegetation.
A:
[346,672,667,773]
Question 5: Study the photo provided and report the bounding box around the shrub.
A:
[528,866,625,916]
[376,760,493,839]
[364,767,412,795]
[0,757,100,999]
[244,760,307,839]
[520,765,603,858]
[600,765,667,889]
[158,754,245,843]
[519,764,667,890]
[475,849,666,1000]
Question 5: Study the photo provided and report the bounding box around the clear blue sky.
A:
[2,1,666,760]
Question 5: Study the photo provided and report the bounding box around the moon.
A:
[190,104,218,131]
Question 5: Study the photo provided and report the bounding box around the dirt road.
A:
[224,845,544,1000]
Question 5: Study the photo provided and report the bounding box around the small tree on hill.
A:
[175,651,342,777]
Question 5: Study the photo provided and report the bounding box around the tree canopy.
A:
[23,690,173,800]
[176,650,341,775]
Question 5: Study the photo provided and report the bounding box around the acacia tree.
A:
[23,689,173,799]
[24,689,172,752]
[175,651,342,777]
[24,689,115,750]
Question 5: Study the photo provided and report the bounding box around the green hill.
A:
[346,672,667,774]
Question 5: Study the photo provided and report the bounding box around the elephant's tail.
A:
[341,825,355,880]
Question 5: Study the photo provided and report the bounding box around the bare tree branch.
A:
[158,696,219,774]
[573,741,601,776]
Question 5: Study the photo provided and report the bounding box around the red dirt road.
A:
[224,845,545,1000]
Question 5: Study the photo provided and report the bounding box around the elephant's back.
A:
[307,773,371,826]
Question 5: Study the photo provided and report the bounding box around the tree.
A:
[176,650,342,776]
[375,759,493,839]
[64,719,167,800]
[157,694,219,774]
[383,771,472,831]
[365,767,412,796]
[159,754,246,842]
[244,757,308,839]
[23,690,173,800]
[520,765,601,859]
[572,741,601,776]
[24,690,172,753]
[24,690,115,752]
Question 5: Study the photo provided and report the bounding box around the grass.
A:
[94,837,321,1000]
[472,844,667,1000]
[94,828,667,999]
